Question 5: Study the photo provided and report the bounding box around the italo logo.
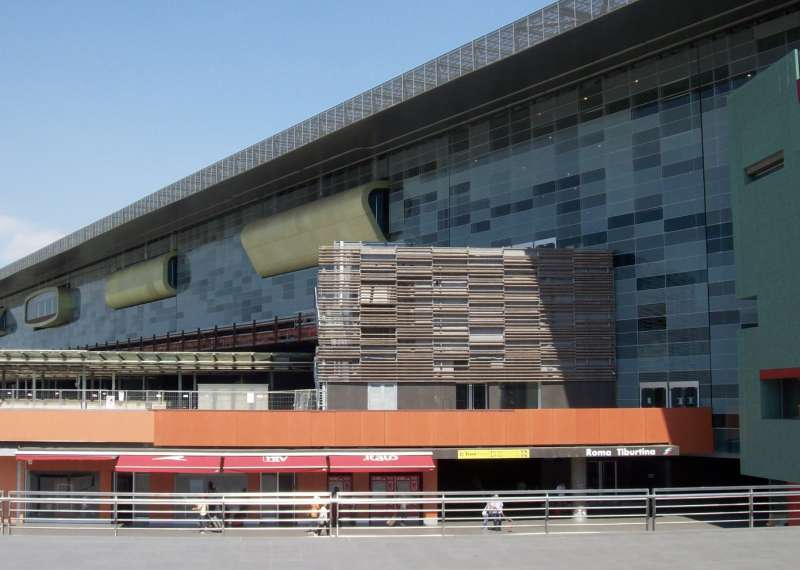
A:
[262,456,289,463]
[363,454,399,462]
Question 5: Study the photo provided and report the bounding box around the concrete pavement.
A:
[1,527,798,569]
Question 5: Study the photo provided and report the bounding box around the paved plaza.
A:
[0,527,798,569]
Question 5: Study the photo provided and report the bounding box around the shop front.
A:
[327,453,437,527]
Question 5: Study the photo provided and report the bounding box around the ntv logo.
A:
[261,456,289,463]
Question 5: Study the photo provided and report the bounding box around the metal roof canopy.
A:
[0,349,312,378]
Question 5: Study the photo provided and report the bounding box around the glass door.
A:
[370,474,420,526]
[587,461,618,490]
[261,473,296,524]
[32,472,98,519]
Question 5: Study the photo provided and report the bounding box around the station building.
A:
[1,0,799,499]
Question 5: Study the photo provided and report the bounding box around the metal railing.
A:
[4,491,331,535]
[652,485,800,530]
[78,312,318,352]
[1,486,798,536]
[0,388,319,410]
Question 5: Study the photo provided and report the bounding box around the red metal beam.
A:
[81,312,317,353]
[760,368,800,381]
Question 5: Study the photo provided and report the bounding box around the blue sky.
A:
[0,1,550,267]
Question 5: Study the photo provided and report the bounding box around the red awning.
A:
[115,454,221,474]
[223,454,328,473]
[17,453,117,462]
[760,367,800,381]
[328,453,435,473]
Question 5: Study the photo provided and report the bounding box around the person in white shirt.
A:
[482,495,504,529]
[316,503,330,536]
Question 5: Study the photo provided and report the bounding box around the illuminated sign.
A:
[457,449,531,460]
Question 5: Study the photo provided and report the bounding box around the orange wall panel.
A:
[246,473,260,493]
[152,408,713,454]
[0,408,712,455]
[0,410,154,444]
[0,456,17,495]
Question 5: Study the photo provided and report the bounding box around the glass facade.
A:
[370,11,800,449]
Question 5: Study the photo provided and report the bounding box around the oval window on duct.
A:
[26,290,58,324]
[23,286,75,329]
[105,252,178,310]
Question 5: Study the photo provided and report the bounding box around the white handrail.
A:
[1,487,797,537]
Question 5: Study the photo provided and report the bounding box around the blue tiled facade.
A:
[2,7,800,451]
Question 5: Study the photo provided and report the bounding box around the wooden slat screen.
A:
[317,244,614,383]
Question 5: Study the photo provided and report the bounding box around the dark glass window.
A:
[605,98,630,114]
[471,220,490,233]
[666,270,707,287]
[632,88,658,106]
[613,253,636,267]
[664,213,705,232]
[581,168,606,184]
[763,379,800,419]
[637,275,665,291]
[533,181,556,196]
[757,32,785,52]
[582,232,607,246]
[780,380,800,419]
[641,386,667,408]
[633,154,661,171]
[456,384,488,410]
[662,157,703,178]
[635,208,663,224]
[167,256,179,289]
[638,317,667,331]
[456,384,468,409]
[608,213,635,229]
[557,174,580,190]
[670,386,698,408]
[512,199,533,212]
[638,303,666,318]
[0,308,6,332]
[709,311,740,325]
[499,383,538,409]
[491,204,511,217]
[581,194,606,209]
[557,199,581,214]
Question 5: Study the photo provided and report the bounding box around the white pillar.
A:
[31,373,36,401]
[81,372,87,409]
[571,457,587,521]
[111,372,116,392]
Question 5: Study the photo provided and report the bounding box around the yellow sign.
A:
[457,448,530,460]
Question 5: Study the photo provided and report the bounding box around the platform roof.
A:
[0,349,312,378]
